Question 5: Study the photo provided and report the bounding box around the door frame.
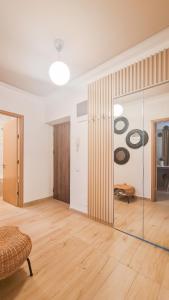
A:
[0,109,24,207]
[151,117,169,201]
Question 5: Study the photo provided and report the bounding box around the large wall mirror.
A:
[112,81,169,250]
[113,91,144,238]
[143,82,169,250]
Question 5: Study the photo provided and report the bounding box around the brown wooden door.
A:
[53,122,70,203]
[3,118,18,206]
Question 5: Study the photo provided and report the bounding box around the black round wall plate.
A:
[126,129,149,149]
[114,117,129,134]
[114,147,130,165]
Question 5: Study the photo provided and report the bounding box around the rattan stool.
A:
[0,226,33,280]
[114,184,135,203]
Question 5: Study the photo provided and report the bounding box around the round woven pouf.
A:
[0,226,32,280]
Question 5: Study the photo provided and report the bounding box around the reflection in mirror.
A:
[126,129,149,149]
[130,132,140,144]
[117,121,125,131]
[116,150,125,161]
[114,147,130,165]
[143,82,169,250]
[114,117,129,134]
[113,91,144,238]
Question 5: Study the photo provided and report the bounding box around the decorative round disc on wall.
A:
[114,117,129,134]
[126,129,149,149]
[114,147,130,165]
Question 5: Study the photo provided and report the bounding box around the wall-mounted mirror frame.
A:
[112,81,169,252]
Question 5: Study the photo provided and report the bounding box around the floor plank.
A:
[0,199,169,300]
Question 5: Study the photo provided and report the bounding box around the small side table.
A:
[114,184,135,203]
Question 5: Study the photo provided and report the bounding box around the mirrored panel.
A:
[143,82,169,249]
[113,91,144,238]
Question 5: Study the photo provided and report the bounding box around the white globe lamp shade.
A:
[49,61,70,86]
[114,104,123,117]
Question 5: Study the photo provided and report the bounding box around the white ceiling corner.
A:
[0,0,169,97]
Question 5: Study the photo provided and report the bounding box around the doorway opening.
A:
[152,118,169,202]
[0,110,24,207]
[53,120,70,204]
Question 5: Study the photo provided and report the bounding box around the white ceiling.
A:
[0,0,169,97]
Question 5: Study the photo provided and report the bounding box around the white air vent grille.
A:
[77,101,88,117]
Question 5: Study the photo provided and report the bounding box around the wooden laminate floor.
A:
[114,196,169,249]
[0,198,169,300]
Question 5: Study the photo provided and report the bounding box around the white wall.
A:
[114,88,169,198]
[0,83,53,203]
[46,86,88,213]
[70,115,88,213]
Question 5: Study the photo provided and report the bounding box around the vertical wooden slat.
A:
[97,79,101,218]
[114,72,117,98]
[117,71,120,97]
[149,56,153,86]
[167,49,169,80]
[141,59,144,89]
[119,69,122,96]
[88,83,94,218]
[93,81,96,220]
[102,77,107,222]
[113,48,169,97]
[104,74,109,221]
[88,84,91,217]
[129,65,133,91]
[145,58,148,87]
[133,63,137,91]
[126,67,130,94]
[88,74,113,224]
[102,77,105,222]
[92,83,95,219]
[108,74,113,224]
[153,53,157,85]
[162,49,166,82]
[136,61,140,90]
[123,68,126,95]
[158,52,162,83]
[94,81,97,220]
[98,80,101,221]
[113,73,116,98]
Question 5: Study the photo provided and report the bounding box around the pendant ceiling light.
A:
[49,39,70,86]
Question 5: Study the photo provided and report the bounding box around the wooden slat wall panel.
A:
[88,75,113,224]
[113,48,169,98]
[88,48,169,225]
